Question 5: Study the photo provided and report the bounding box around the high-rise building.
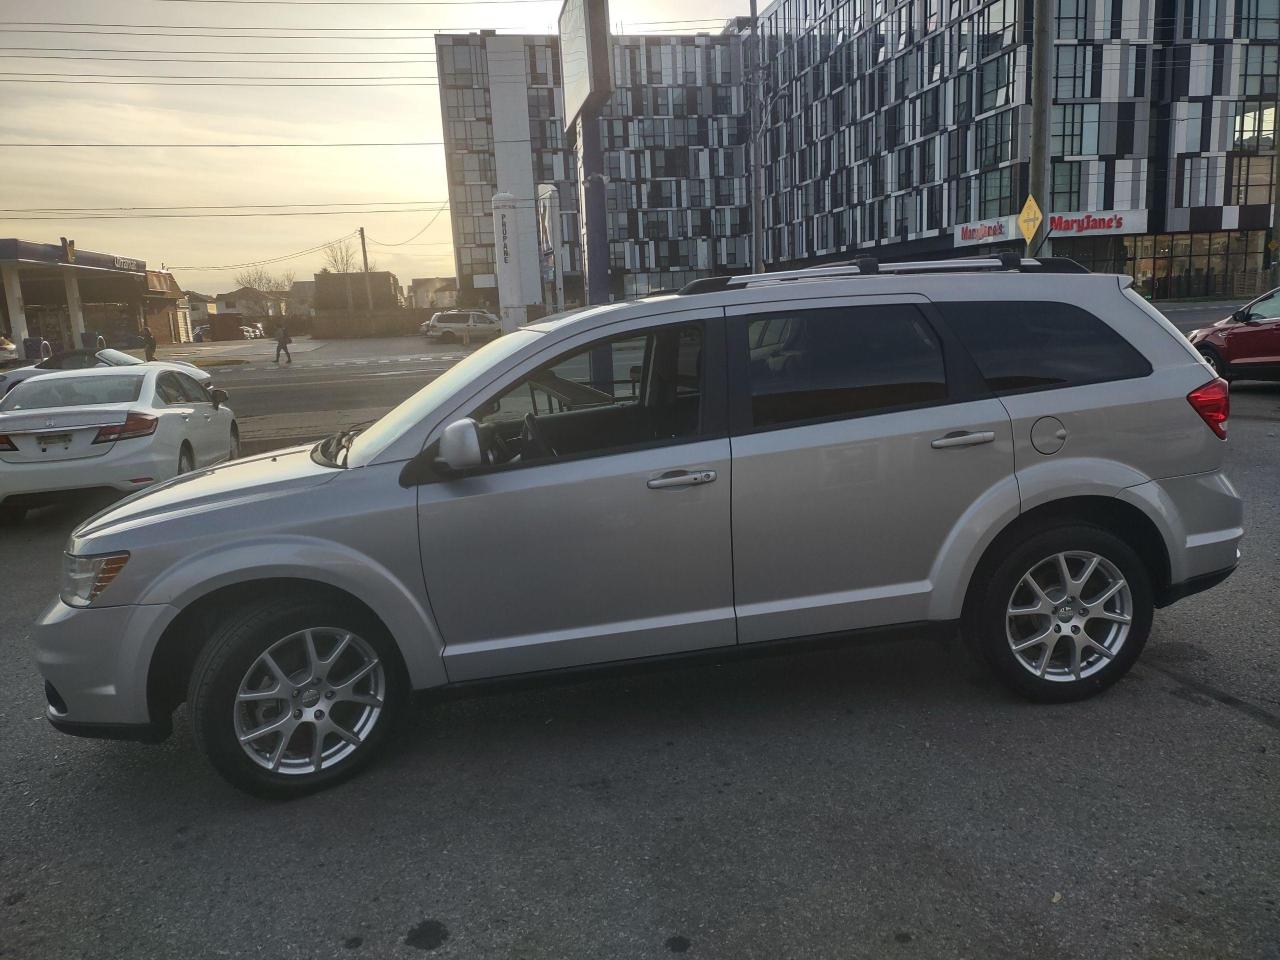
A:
[436,29,752,311]
[751,0,1277,297]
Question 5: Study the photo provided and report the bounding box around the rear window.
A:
[937,301,1151,393]
[0,375,144,411]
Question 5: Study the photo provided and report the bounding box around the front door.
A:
[1225,292,1280,371]
[417,313,735,681]
[726,297,1017,644]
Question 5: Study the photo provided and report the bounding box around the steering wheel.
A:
[522,412,557,459]
[488,428,514,465]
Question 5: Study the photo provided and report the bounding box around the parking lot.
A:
[1,340,1278,958]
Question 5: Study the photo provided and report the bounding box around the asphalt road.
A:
[3,309,1278,959]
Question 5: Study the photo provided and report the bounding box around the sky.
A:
[0,0,744,295]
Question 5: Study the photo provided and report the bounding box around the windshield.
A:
[97,349,143,366]
[0,374,144,411]
[344,330,540,465]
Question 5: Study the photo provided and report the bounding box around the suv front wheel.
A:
[967,524,1153,703]
[188,595,407,797]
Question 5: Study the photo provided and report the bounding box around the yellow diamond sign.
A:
[1018,195,1044,244]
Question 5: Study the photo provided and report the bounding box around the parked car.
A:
[33,257,1241,798]
[421,310,502,343]
[0,366,237,523]
[0,349,213,395]
[1187,287,1280,382]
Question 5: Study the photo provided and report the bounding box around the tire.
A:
[1199,347,1232,382]
[187,595,408,798]
[965,524,1153,704]
[439,330,456,343]
[177,444,194,476]
[228,423,241,461]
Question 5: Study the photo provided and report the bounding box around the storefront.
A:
[952,210,1274,300]
[0,238,148,358]
[1054,231,1273,300]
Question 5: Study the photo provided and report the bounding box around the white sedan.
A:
[0,366,239,522]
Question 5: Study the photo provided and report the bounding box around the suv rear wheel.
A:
[188,596,407,797]
[967,524,1153,703]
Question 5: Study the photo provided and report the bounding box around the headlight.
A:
[60,552,130,607]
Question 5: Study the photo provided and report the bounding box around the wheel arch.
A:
[146,576,421,725]
[960,495,1172,630]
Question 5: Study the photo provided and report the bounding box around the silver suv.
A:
[34,257,1243,796]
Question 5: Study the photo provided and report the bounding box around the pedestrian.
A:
[142,324,157,362]
[275,322,292,365]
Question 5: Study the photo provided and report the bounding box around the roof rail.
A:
[678,255,1090,294]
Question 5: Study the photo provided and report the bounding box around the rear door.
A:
[726,296,1016,643]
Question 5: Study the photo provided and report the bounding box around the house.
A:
[144,270,190,344]
[407,277,458,311]
[216,286,287,320]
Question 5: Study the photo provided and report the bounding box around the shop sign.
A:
[1047,209,1148,237]
[953,215,1017,247]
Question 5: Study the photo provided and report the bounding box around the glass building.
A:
[752,0,1277,296]
[436,30,750,310]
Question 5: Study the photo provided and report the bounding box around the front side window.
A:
[155,373,185,405]
[937,301,1152,393]
[1247,293,1280,320]
[471,323,704,465]
[739,305,947,429]
[175,373,210,403]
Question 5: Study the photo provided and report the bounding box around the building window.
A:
[979,53,1012,112]
[1237,0,1280,38]
[1055,45,1092,98]
[1242,45,1278,95]
[1057,0,1087,38]
[979,166,1014,217]
[1052,161,1084,211]
[1052,103,1100,155]
[1234,103,1275,153]
[977,109,1015,167]
[1230,156,1273,205]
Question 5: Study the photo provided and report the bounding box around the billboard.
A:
[558,0,612,132]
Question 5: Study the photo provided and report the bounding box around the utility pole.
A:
[748,0,764,273]
[358,226,373,312]
[1027,0,1054,257]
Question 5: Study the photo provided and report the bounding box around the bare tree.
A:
[322,240,359,273]
[232,267,294,322]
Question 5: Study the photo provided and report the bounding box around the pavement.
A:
[2,305,1278,958]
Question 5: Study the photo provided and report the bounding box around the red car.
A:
[1187,287,1280,382]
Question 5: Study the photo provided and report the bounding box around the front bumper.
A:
[33,598,178,730]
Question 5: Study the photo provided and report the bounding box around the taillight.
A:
[1187,378,1229,439]
[0,434,15,451]
[93,412,158,444]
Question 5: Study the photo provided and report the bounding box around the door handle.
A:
[931,430,996,449]
[647,469,717,489]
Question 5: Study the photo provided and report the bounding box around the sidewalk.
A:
[155,335,455,369]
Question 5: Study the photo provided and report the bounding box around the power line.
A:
[0,200,450,212]
[168,232,357,270]
[0,70,437,79]
[0,137,569,146]
[2,208,453,220]
[0,78,440,85]
[366,207,451,245]
[0,46,440,53]
[0,55,439,63]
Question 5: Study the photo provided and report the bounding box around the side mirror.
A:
[435,417,483,473]
[210,388,229,409]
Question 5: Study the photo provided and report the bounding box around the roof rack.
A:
[677,255,1089,295]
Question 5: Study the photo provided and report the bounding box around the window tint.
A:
[1248,294,1280,320]
[175,373,209,402]
[473,323,703,463]
[742,306,947,428]
[155,373,185,404]
[938,301,1152,393]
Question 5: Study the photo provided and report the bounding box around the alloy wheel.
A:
[234,627,386,775]
[1005,551,1132,683]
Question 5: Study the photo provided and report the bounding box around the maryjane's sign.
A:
[1047,209,1148,236]
[953,215,1017,247]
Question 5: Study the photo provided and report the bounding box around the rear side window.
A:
[938,301,1151,394]
[741,305,947,429]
